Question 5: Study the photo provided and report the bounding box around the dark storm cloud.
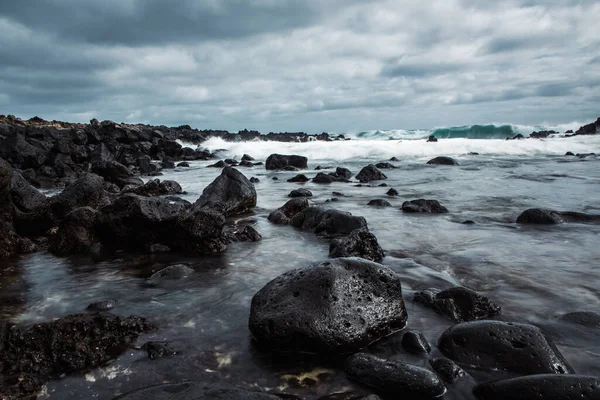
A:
[0,0,598,131]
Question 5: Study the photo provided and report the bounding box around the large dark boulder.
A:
[91,160,143,188]
[268,198,309,225]
[192,167,256,217]
[374,162,395,169]
[367,199,391,207]
[356,165,387,183]
[290,207,368,237]
[313,172,335,184]
[427,156,458,166]
[9,171,47,212]
[473,375,600,400]
[402,199,448,213]
[0,313,153,399]
[438,320,573,375]
[265,154,308,170]
[345,353,446,398]
[249,258,408,354]
[329,229,384,262]
[113,381,294,400]
[414,287,501,322]
[516,208,600,224]
[332,167,352,180]
[48,207,100,256]
[288,174,309,183]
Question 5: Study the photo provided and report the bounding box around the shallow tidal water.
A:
[1,136,600,399]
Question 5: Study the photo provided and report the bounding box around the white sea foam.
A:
[192,135,600,163]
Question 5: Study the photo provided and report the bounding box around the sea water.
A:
[1,131,599,399]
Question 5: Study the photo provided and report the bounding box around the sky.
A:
[0,0,599,133]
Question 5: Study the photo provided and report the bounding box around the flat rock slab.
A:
[249,257,407,354]
[438,320,573,375]
[473,374,600,400]
[345,353,446,398]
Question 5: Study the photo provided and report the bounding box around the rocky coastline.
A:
[1,114,600,399]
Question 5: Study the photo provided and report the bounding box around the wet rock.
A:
[565,151,575,156]
[0,313,153,399]
[367,199,391,207]
[224,158,238,165]
[530,130,556,139]
[389,157,399,161]
[113,381,293,400]
[177,161,190,167]
[386,188,398,196]
[329,229,384,262]
[427,156,458,166]
[48,207,100,256]
[239,160,254,167]
[414,287,501,322]
[242,154,255,161]
[429,358,465,384]
[507,134,524,140]
[9,171,47,212]
[356,165,387,183]
[318,393,381,400]
[313,172,335,184]
[250,177,260,183]
[402,199,448,213]
[462,220,475,225]
[0,133,46,169]
[288,174,310,183]
[374,162,395,169]
[128,179,184,197]
[97,194,228,254]
[438,320,573,375]
[427,135,438,142]
[141,341,176,360]
[401,331,431,354]
[148,264,194,284]
[516,208,600,224]
[249,258,408,354]
[231,225,262,242]
[290,207,368,237]
[266,154,308,170]
[559,311,600,328]
[268,198,309,225]
[378,183,387,187]
[208,160,227,168]
[289,188,313,198]
[91,160,143,188]
[272,177,279,180]
[326,167,352,182]
[138,155,159,175]
[345,353,446,398]
[87,299,117,312]
[192,167,256,217]
[473,374,600,400]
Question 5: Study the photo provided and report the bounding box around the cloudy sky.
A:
[1,0,598,132]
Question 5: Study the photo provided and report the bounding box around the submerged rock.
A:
[192,167,256,217]
[329,229,384,262]
[367,199,391,207]
[516,208,600,224]
[427,156,458,166]
[345,353,446,398]
[289,188,313,198]
[148,264,194,284]
[231,225,262,242]
[429,358,465,384]
[473,374,600,400]
[402,199,448,213]
[374,162,395,169]
[249,258,408,354]
[438,320,573,375]
[414,287,501,322]
[559,311,600,328]
[86,299,117,312]
[268,198,309,225]
[290,207,368,237]
[0,313,153,399]
[313,172,335,184]
[356,165,387,183]
[141,341,177,360]
[288,174,309,183]
[208,160,227,168]
[113,381,294,400]
[386,188,398,196]
[266,154,308,170]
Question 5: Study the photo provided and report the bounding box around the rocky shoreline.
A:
[1,115,600,399]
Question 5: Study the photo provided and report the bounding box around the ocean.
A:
[2,126,600,399]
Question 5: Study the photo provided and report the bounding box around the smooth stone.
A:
[438,320,573,375]
[265,154,308,170]
[250,177,260,183]
[367,199,391,207]
[288,174,310,183]
[148,264,194,283]
[177,162,190,167]
[345,353,446,398]
[401,330,431,354]
[473,374,600,400]
[429,358,465,384]
[559,311,600,328]
[386,188,398,196]
[242,154,255,161]
[427,156,458,166]
[516,208,600,224]
[289,188,313,198]
[249,258,408,354]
